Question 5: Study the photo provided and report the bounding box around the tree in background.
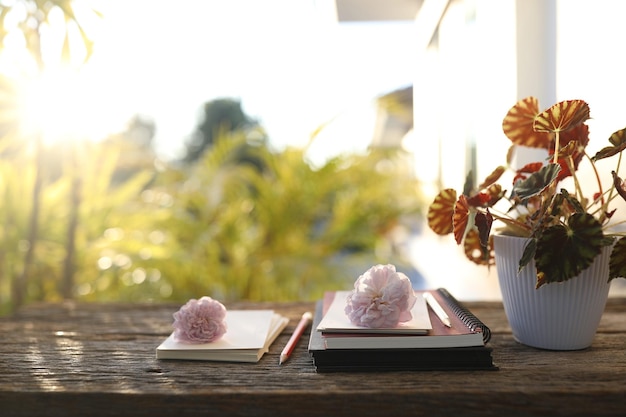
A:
[183,98,267,166]
[106,114,158,184]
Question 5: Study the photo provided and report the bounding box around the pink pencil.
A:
[279,312,313,365]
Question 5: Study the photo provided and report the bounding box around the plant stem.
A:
[587,151,605,208]
[553,132,560,164]
[609,152,624,205]
[568,155,584,203]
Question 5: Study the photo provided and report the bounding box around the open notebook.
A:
[316,290,432,334]
[156,310,288,363]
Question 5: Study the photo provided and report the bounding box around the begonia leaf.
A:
[534,213,604,287]
[453,195,470,245]
[546,190,582,220]
[474,210,493,249]
[559,189,585,213]
[506,145,516,165]
[427,189,456,235]
[513,162,543,183]
[502,96,552,149]
[512,163,561,201]
[559,123,590,151]
[518,238,536,273]
[593,127,626,161]
[466,192,492,208]
[558,140,578,158]
[611,171,626,202]
[478,166,506,190]
[609,237,626,281]
[463,228,493,266]
[484,183,505,206]
[533,99,590,134]
[551,124,590,181]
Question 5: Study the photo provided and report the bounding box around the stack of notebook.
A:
[308,288,496,372]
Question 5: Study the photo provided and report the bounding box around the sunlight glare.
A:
[18,68,112,145]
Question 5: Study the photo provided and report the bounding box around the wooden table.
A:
[0,298,625,417]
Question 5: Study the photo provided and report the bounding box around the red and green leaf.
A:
[453,195,470,244]
[502,96,552,149]
[506,145,516,165]
[484,184,505,206]
[559,122,590,150]
[463,228,493,266]
[513,162,543,183]
[550,124,590,181]
[533,99,590,134]
[474,210,493,249]
[512,163,561,201]
[556,140,578,159]
[466,192,492,207]
[427,189,457,235]
[478,166,506,190]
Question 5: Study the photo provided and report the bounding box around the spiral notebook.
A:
[317,288,491,350]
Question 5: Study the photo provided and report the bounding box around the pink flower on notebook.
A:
[345,264,417,328]
[173,296,228,343]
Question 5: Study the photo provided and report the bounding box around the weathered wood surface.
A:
[0,298,625,417]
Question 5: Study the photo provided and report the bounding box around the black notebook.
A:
[308,288,497,372]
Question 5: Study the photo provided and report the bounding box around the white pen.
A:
[423,292,452,328]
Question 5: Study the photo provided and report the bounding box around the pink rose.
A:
[345,264,417,328]
[173,296,227,343]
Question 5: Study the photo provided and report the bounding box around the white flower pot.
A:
[494,234,611,350]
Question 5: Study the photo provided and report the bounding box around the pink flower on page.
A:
[172,296,227,343]
[345,264,417,328]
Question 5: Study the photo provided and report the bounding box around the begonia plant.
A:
[427,97,626,288]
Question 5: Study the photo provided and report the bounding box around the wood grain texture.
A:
[1,298,625,417]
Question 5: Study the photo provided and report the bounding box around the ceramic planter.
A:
[493,234,611,350]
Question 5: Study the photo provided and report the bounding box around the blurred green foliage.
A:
[0,130,424,314]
